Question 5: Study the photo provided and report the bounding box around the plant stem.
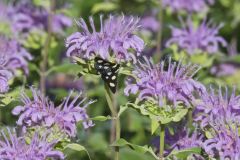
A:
[104,84,120,160]
[156,0,163,61]
[188,108,193,129]
[40,0,55,94]
[159,123,165,160]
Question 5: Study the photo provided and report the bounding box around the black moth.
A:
[94,57,120,93]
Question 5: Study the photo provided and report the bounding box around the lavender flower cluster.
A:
[0,1,72,37]
[0,36,32,93]
[124,57,205,107]
[163,0,215,13]
[66,16,144,63]
[0,128,64,159]
[195,87,240,159]
[12,88,94,137]
[166,18,227,55]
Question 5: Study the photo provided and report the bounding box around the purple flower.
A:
[7,1,72,36]
[210,62,239,77]
[12,88,94,137]
[194,86,240,128]
[170,129,203,151]
[0,37,32,74]
[140,16,160,32]
[124,57,205,107]
[202,124,240,159]
[0,70,12,93]
[166,18,227,55]
[0,128,64,160]
[0,36,32,93]
[163,0,215,13]
[66,15,144,63]
[152,127,204,159]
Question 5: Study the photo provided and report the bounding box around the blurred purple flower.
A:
[202,124,240,159]
[12,88,94,137]
[124,57,205,107]
[140,16,160,32]
[0,128,64,159]
[66,15,144,63]
[0,36,32,93]
[163,0,215,13]
[194,86,240,128]
[170,129,203,151]
[46,74,84,91]
[7,1,72,35]
[0,37,32,74]
[152,127,204,159]
[166,18,227,55]
[0,70,12,93]
[210,62,240,77]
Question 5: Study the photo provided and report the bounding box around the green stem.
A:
[104,84,120,160]
[40,0,55,95]
[159,124,165,160]
[188,108,193,129]
[155,0,163,61]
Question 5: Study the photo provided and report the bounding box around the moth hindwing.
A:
[94,57,120,93]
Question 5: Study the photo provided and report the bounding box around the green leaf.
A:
[120,148,156,160]
[167,147,201,159]
[151,118,159,135]
[172,108,188,122]
[46,63,83,75]
[33,0,50,8]
[0,87,21,106]
[90,115,112,121]
[111,138,158,159]
[64,143,91,160]
[190,53,215,68]
[91,2,118,14]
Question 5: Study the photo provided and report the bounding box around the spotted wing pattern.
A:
[94,57,120,93]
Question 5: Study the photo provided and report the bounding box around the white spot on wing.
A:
[98,60,103,63]
[109,82,115,87]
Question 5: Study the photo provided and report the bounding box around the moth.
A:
[94,57,120,93]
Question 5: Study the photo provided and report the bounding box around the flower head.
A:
[124,57,205,107]
[0,36,32,74]
[66,15,144,63]
[170,129,204,151]
[210,62,239,77]
[163,0,215,13]
[12,88,94,137]
[152,127,204,159]
[166,18,227,54]
[0,128,64,159]
[194,86,240,128]
[7,1,72,36]
[202,123,240,159]
[140,16,160,32]
[0,36,32,93]
[0,70,12,93]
